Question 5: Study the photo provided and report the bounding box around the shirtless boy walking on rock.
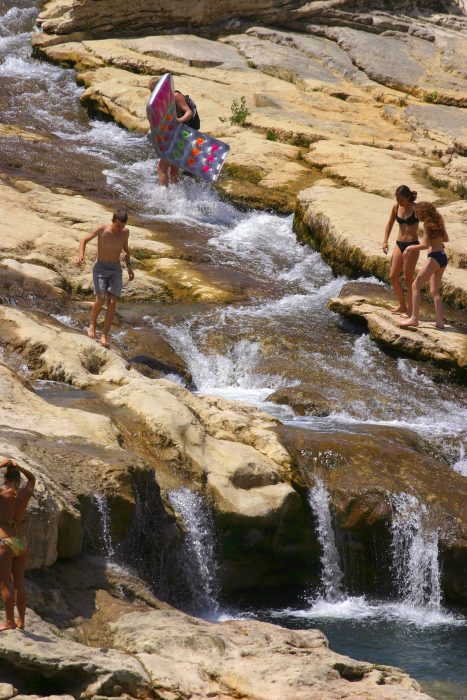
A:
[76,209,134,348]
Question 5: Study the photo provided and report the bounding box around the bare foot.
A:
[390,306,407,315]
[15,619,24,630]
[399,318,419,328]
[88,325,96,340]
[100,335,110,349]
[0,622,16,632]
[435,323,445,330]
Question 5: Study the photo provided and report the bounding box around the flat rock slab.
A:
[329,289,467,375]
[125,34,246,68]
[110,609,433,700]
[0,610,148,696]
[400,104,467,154]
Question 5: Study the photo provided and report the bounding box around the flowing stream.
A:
[1,3,466,697]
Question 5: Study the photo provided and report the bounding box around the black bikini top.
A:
[396,208,419,226]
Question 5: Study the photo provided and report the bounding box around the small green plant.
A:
[424,90,438,103]
[266,130,277,141]
[220,96,250,126]
[247,60,257,69]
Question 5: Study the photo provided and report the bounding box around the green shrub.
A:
[220,96,250,126]
[266,130,277,141]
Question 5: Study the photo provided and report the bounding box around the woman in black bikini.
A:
[399,202,449,330]
[382,185,420,316]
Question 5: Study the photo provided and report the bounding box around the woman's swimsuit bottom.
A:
[428,250,448,268]
[396,239,419,253]
[0,535,26,557]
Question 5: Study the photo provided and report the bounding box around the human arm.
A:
[122,233,134,281]
[383,205,397,254]
[76,226,103,266]
[402,231,429,256]
[175,92,193,124]
[17,463,35,491]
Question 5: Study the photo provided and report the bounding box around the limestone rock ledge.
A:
[328,282,467,376]
[0,605,433,700]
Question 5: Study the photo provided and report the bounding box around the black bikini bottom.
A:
[396,240,419,253]
[428,251,448,269]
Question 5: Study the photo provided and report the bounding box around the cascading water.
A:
[92,493,115,559]
[390,493,442,611]
[168,488,220,616]
[2,3,467,694]
[307,479,345,603]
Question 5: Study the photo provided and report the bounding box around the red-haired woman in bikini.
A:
[399,202,449,330]
[382,185,420,316]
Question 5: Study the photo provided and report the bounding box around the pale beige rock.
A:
[0,360,118,445]
[110,609,433,700]
[303,141,437,199]
[104,376,296,522]
[0,305,129,388]
[0,176,238,302]
[0,124,51,142]
[0,684,16,700]
[0,609,148,696]
[329,294,467,372]
[0,258,64,289]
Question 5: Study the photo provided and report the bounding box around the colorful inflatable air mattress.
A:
[147,73,229,183]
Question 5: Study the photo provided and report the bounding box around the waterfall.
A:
[93,493,115,558]
[307,479,345,602]
[168,488,220,615]
[390,493,441,610]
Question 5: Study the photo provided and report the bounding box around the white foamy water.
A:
[161,323,290,403]
[307,480,345,603]
[168,488,220,616]
[93,493,115,559]
[390,493,442,611]
[267,598,463,627]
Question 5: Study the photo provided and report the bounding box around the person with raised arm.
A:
[0,458,35,631]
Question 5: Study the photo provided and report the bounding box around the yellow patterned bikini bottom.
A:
[0,536,26,557]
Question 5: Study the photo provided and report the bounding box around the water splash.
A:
[168,488,220,616]
[93,493,115,558]
[390,493,441,611]
[307,479,345,602]
[161,322,289,402]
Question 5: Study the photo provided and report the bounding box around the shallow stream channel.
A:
[1,3,466,698]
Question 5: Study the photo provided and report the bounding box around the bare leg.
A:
[89,295,105,339]
[169,164,179,184]
[100,294,118,348]
[0,546,15,630]
[157,158,170,187]
[400,259,438,328]
[389,247,406,313]
[12,551,27,630]
[403,249,420,317]
[430,266,446,329]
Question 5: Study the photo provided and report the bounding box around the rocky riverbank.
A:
[0,1,466,697]
[30,0,467,368]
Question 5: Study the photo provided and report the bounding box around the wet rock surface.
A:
[0,2,466,698]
